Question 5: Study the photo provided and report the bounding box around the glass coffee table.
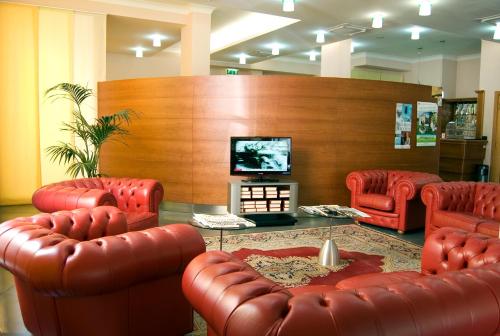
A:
[318,215,359,266]
[299,205,366,266]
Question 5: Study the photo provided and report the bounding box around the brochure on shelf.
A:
[192,213,256,229]
[299,205,370,218]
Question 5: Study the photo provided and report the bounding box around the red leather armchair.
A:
[422,181,500,238]
[346,170,442,233]
[32,177,164,231]
[182,228,500,336]
[0,206,205,336]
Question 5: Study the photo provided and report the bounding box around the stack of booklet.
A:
[191,213,256,229]
[299,205,370,218]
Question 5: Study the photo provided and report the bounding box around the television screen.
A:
[230,137,291,176]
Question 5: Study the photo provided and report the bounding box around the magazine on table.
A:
[299,205,370,218]
[192,213,256,229]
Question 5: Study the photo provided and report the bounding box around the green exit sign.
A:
[226,68,239,75]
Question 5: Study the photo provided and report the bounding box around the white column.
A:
[181,7,213,76]
[73,12,106,122]
[479,40,500,164]
[320,39,352,78]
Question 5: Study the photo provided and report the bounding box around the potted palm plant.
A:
[45,83,133,178]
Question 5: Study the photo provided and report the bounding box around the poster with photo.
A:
[395,103,412,149]
[416,101,438,147]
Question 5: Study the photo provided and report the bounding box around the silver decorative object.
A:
[318,219,340,266]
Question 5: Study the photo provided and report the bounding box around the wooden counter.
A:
[439,139,487,181]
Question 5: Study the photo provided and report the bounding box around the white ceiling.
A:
[107,0,500,64]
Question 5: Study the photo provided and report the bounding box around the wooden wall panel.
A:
[98,76,437,205]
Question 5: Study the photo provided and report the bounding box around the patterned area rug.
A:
[188,224,421,335]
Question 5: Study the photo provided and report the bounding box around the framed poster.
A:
[416,101,438,147]
[395,103,412,149]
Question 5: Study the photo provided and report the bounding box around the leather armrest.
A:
[421,227,500,275]
[182,251,291,336]
[393,174,443,202]
[0,223,205,296]
[32,185,117,213]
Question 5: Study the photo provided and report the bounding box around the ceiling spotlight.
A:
[135,47,144,58]
[282,0,295,12]
[316,30,326,43]
[372,13,384,29]
[152,34,163,47]
[411,27,421,40]
[351,43,355,53]
[239,54,247,64]
[419,0,432,16]
[272,45,280,55]
[494,22,500,40]
[308,51,318,61]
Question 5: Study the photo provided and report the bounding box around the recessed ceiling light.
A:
[494,22,500,40]
[316,30,326,43]
[282,0,294,12]
[372,13,384,29]
[410,26,422,40]
[419,0,432,16]
[272,45,280,56]
[307,50,319,61]
[151,34,164,47]
[238,54,248,64]
[134,47,144,58]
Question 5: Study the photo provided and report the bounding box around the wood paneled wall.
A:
[98,76,437,205]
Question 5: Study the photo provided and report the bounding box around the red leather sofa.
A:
[32,177,164,231]
[422,181,500,238]
[182,227,500,336]
[346,170,442,233]
[0,206,205,336]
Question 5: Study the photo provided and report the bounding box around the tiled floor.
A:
[0,204,424,335]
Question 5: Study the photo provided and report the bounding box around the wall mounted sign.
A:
[416,101,438,147]
[395,103,412,149]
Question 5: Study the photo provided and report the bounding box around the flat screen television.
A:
[230,136,292,177]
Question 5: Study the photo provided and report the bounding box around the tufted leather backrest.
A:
[99,177,161,213]
[57,178,105,189]
[473,183,500,220]
[421,227,500,275]
[359,170,388,194]
[1,207,127,241]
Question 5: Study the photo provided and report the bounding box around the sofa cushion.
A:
[477,221,499,237]
[335,271,423,290]
[357,193,394,212]
[431,210,485,232]
[125,212,158,231]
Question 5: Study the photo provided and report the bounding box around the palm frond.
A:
[45,83,93,108]
[45,82,135,178]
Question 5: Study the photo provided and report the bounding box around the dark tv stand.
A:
[244,214,297,226]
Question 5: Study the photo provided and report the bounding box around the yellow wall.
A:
[0,4,106,205]
[0,3,40,205]
[38,8,74,185]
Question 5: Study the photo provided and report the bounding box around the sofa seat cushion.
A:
[125,212,158,231]
[357,193,394,212]
[335,271,423,290]
[477,221,499,237]
[431,210,485,232]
